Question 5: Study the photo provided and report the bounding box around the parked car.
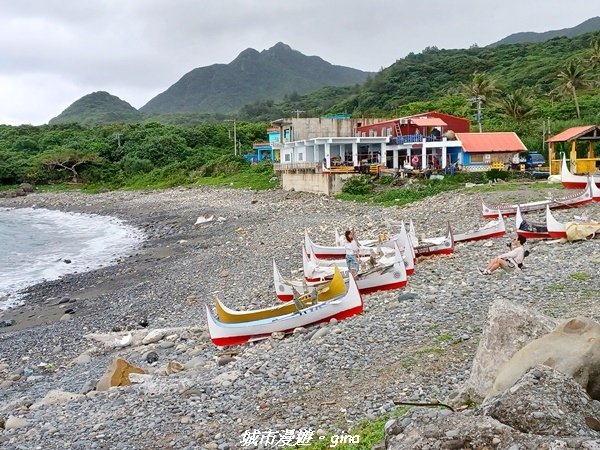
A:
[524,152,546,169]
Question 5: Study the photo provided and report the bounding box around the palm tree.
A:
[460,72,499,132]
[460,72,499,102]
[588,37,600,70]
[496,89,535,121]
[557,59,589,119]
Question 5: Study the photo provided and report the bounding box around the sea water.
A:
[0,207,144,310]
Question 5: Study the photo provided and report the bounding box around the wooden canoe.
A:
[560,154,600,190]
[206,273,363,347]
[217,265,345,323]
[515,206,551,239]
[454,213,506,243]
[546,206,567,239]
[482,182,593,218]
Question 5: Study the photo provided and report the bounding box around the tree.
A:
[38,147,102,183]
[588,37,600,70]
[460,72,498,102]
[557,59,589,119]
[496,89,535,121]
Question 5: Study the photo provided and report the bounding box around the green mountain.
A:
[139,42,373,115]
[49,91,143,125]
[489,17,600,47]
[283,30,600,119]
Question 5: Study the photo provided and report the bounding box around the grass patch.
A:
[465,180,558,193]
[549,283,566,291]
[570,272,589,281]
[285,407,410,450]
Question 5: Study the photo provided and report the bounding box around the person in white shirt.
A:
[344,230,360,275]
[478,235,527,275]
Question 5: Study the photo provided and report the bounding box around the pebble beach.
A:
[0,184,599,450]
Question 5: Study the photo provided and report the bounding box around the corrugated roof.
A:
[410,117,447,127]
[546,126,600,143]
[455,132,527,153]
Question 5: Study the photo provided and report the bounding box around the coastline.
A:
[0,185,599,449]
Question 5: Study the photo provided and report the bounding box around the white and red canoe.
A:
[206,273,363,347]
[305,229,404,260]
[482,182,593,218]
[560,154,600,190]
[515,206,551,239]
[545,206,567,239]
[412,223,455,258]
[454,213,506,242]
[303,240,410,283]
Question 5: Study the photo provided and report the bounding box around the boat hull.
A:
[207,274,363,347]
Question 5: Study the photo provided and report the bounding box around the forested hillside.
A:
[0,122,270,189]
[49,92,143,125]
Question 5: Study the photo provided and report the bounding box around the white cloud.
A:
[0,0,595,124]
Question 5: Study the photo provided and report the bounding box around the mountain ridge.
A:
[489,16,600,47]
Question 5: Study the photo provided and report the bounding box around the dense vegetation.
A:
[5,30,600,191]
[0,122,275,190]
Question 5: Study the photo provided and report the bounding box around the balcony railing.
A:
[393,134,443,144]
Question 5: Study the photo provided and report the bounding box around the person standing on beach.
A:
[344,230,360,276]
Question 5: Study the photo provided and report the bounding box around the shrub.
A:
[485,169,510,182]
[342,175,374,195]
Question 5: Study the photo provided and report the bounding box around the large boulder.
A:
[482,365,600,437]
[490,317,600,400]
[385,366,600,449]
[451,299,558,405]
[95,358,147,391]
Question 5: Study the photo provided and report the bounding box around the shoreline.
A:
[0,185,599,449]
[0,206,145,315]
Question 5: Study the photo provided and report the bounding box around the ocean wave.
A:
[0,207,145,310]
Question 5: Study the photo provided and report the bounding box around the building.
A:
[455,132,527,171]
[248,128,282,162]
[546,125,600,175]
[355,112,470,170]
[270,116,386,144]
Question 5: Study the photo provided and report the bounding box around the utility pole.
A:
[225,119,237,156]
[468,97,483,133]
[115,133,122,148]
[290,109,305,119]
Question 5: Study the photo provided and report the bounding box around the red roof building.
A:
[454,132,527,171]
[546,125,600,175]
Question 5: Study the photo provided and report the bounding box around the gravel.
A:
[0,184,599,449]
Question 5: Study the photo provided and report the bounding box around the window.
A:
[284,154,291,162]
[470,153,484,163]
[298,153,304,161]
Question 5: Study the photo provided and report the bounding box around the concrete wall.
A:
[291,118,383,141]
[281,172,356,195]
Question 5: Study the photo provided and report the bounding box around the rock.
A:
[64,259,72,264]
[4,416,28,430]
[166,361,184,375]
[482,365,600,437]
[31,390,85,409]
[60,313,72,321]
[19,183,34,193]
[311,327,330,341]
[95,358,147,391]
[490,317,600,400]
[271,331,285,340]
[71,352,91,365]
[0,319,15,327]
[142,329,168,345]
[453,299,559,405]
[217,355,235,366]
[145,351,159,364]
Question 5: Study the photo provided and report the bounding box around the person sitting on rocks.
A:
[478,235,527,275]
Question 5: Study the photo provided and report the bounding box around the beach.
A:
[0,184,599,449]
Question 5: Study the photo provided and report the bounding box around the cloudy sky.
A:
[0,0,596,125]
